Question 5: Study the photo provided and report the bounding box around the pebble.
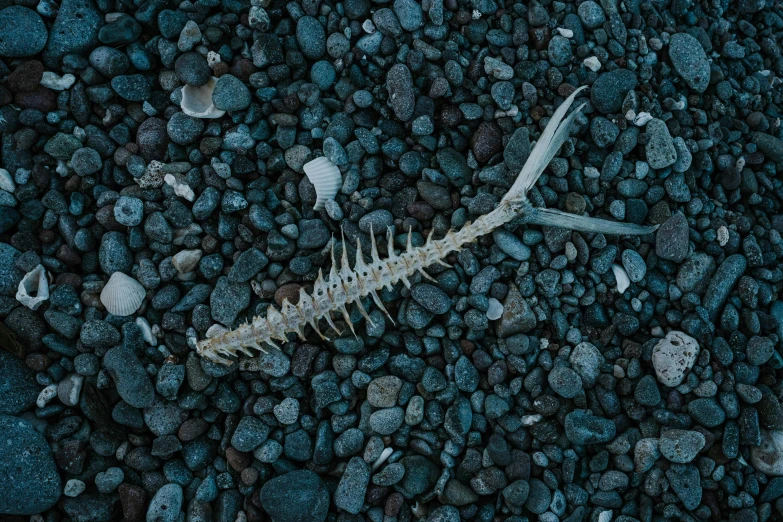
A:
[259,470,330,522]
[104,345,155,408]
[0,7,48,57]
[334,457,370,514]
[592,70,638,114]
[146,484,183,522]
[0,350,38,415]
[565,410,616,444]
[0,415,61,514]
[751,431,783,476]
[386,64,415,121]
[660,429,706,463]
[645,119,678,169]
[212,74,252,112]
[655,212,689,263]
[668,33,711,93]
[297,16,326,59]
[111,74,151,101]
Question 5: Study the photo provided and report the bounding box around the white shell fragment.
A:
[303,156,342,211]
[583,56,601,71]
[612,264,631,294]
[651,331,699,387]
[100,272,146,316]
[37,384,58,408]
[486,298,504,320]
[180,77,226,119]
[135,317,156,345]
[16,264,49,310]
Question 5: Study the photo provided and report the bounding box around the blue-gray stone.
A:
[668,33,710,93]
[0,351,38,415]
[0,7,48,57]
[259,470,330,522]
[0,415,61,514]
[334,457,370,514]
[43,0,102,67]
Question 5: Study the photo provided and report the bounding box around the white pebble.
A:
[37,384,58,408]
[172,249,202,274]
[611,264,630,294]
[64,479,86,497]
[651,331,699,387]
[584,166,600,179]
[583,56,601,71]
[362,19,375,33]
[556,27,574,38]
[486,298,504,320]
[40,71,76,91]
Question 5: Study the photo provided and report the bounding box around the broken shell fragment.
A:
[303,156,342,211]
[164,174,195,201]
[16,264,49,310]
[180,77,226,119]
[612,264,631,294]
[100,272,146,316]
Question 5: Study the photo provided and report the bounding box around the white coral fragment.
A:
[164,174,195,201]
[16,264,49,310]
[40,71,76,91]
[180,77,226,119]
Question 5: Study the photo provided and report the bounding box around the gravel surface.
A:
[1,0,783,520]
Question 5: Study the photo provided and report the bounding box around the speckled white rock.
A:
[651,331,699,387]
[751,431,783,476]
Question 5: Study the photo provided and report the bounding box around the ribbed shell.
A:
[303,157,342,211]
[101,272,146,316]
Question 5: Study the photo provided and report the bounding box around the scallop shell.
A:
[100,272,146,316]
[16,264,49,310]
[303,156,342,211]
[180,77,226,119]
[612,263,630,294]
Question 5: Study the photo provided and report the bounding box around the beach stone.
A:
[212,74,251,111]
[146,484,183,522]
[104,345,155,408]
[655,212,689,263]
[0,350,38,415]
[367,376,402,408]
[43,0,102,67]
[668,33,710,93]
[0,7,48,57]
[591,70,638,114]
[259,470,330,522]
[666,464,702,510]
[651,331,699,387]
[386,64,415,121]
[334,457,369,514]
[565,410,616,444]
[703,254,746,321]
[660,429,706,463]
[645,119,677,169]
[296,16,326,59]
[0,415,61,514]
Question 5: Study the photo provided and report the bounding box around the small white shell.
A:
[486,297,504,320]
[100,272,146,316]
[612,264,631,294]
[16,264,49,310]
[135,317,156,345]
[598,511,613,522]
[180,77,226,119]
[303,157,342,211]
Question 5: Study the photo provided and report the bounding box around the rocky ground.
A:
[1,0,783,520]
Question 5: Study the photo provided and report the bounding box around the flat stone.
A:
[668,33,710,93]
